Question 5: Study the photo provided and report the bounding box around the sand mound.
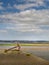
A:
[0,52,49,65]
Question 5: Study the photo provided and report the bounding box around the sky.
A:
[0,0,49,41]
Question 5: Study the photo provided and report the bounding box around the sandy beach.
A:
[0,50,49,65]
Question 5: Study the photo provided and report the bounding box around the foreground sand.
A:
[0,50,49,65]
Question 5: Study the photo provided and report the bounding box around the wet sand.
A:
[0,51,49,65]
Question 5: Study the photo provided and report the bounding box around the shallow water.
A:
[21,46,49,61]
[25,50,49,61]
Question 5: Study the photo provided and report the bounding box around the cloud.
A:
[3,0,45,11]
[0,30,7,33]
[0,0,48,13]
[0,2,3,5]
[0,2,4,10]
[13,0,45,10]
[0,5,4,10]
[0,9,49,33]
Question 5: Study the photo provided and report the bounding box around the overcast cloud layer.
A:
[0,0,49,40]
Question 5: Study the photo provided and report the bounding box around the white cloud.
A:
[0,6,4,10]
[0,30,7,33]
[0,9,49,33]
[13,0,45,10]
[0,2,4,10]
[25,0,44,5]
[4,0,45,11]
[14,3,37,10]
[0,2,3,5]
[33,0,44,5]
